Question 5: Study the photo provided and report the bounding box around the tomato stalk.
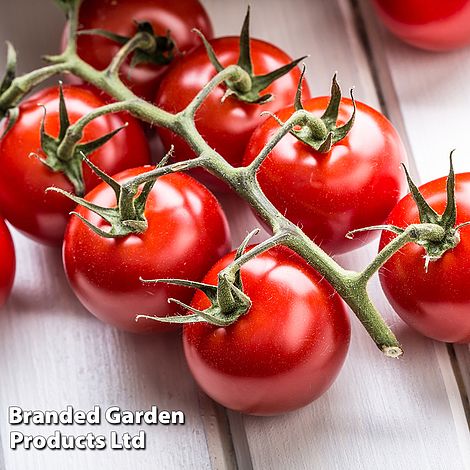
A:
[350,153,469,272]
[264,68,357,153]
[2,0,456,358]
[55,98,138,162]
[104,29,159,76]
[138,229,290,326]
[80,21,175,75]
[194,7,307,104]
[47,147,203,237]
[33,82,130,195]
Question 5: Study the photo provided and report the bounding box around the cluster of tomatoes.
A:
[0,0,469,416]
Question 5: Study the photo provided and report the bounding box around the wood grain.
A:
[203,0,470,468]
[0,0,468,469]
[358,0,470,450]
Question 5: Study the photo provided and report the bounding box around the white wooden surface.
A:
[0,0,469,469]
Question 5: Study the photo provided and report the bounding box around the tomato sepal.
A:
[0,106,19,139]
[401,153,466,268]
[351,154,469,272]
[78,21,176,68]
[195,7,306,104]
[266,71,356,153]
[54,0,81,13]
[0,42,17,97]
[0,42,17,125]
[47,150,168,237]
[137,229,261,326]
[36,82,127,195]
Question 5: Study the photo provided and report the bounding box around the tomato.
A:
[71,0,213,101]
[0,218,15,308]
[379,173,470,343]
[372,0,470,51]
[0,85,150,246]
[243,97,407,254]
[156,37,310,190]
[183,245,350,415]
[63,166,231,334]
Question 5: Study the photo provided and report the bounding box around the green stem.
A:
[0,63,69,111]
[3,2,445,357]
[183,64,251,117]
[63,0,81,56]
[56,99,138,161]
[106,32,155,76]
[221,230,289,278]
[248,110,311,171]
[357,223,446,284]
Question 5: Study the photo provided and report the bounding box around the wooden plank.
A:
[357,0,470,438]
[0,2,231,469]
[356,0,470,181]
[202,0,470,468]
[0,0,468,469]
[0,230,218,469]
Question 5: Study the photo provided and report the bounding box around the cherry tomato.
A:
[156,37,310,190]
[379,173,470,343]
[71,0,213,101]
[0,218,15,308]
[63,167,231,334]
[372,0,470,51]
[0,85,150,246]
[183,245,350,415]
[243,98,407,254]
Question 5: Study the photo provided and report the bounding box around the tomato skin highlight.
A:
[0,218,15,308]
[0,85,150,246]
[243,97,407,254]
[155,36,310,190]
[63,167,231,334]
[379,173,470,343]
[71,0,214,101]
[372,0,470,51]
[183,246,350,415]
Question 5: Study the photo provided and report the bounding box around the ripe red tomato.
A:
[156,37,310,189]
[63,166,231,334]
[183,245,350,415]
[71,0,214,101]
[243,97,407,254]
[0,218,15,308]
[372,0,470,51]
[0,85,150,246]
[379,173,470,343]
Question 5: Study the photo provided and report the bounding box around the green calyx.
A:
[79,21,175,67]
[137,230,259,326]
[36,82,126,196]
[0,41,19,136]
[349,152,469,271]
[48,150,173,238]
[196,7,306,104]
[400,152,468,268]
[264,71,356,152]
[54,0,81,13]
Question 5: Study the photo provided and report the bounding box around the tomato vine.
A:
[1,0,460,357]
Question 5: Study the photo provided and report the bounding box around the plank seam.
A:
[353,0,470,447]
[448,344,470,430]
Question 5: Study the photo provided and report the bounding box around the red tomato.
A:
[63,167,231,334]
[372,0,470,51]
[183,245,350,415]
[71,0,214,101]
[379,173,470,343]
[156,37,310,189]
[0,85,150,246]
[0,218,15,308]
[243,98,407,254]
